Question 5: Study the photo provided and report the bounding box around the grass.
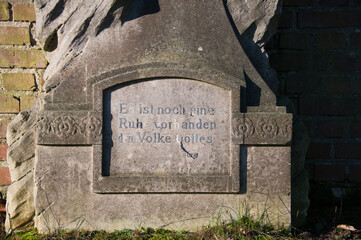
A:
[1,211,360,239]
[2,217,293,240]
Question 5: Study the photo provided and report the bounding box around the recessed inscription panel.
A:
[103,79,231,178]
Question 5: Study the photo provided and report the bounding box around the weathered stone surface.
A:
[36,111,102,145]
[34,0,280,107]
[233,112,292,145]
[227,0,282,100]
[7,131,35,171]
[34,145,290,232]
[6,109,37,231]
[5,172,34,230]
[95,78,236,193]
[244,146,291,194]
[7,0,293,233]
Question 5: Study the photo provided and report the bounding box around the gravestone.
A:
[6,0,294,232]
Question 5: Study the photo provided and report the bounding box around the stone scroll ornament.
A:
[37,115,102,139]
[4,0,307,233]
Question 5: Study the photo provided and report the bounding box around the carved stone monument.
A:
[6,0,294,232]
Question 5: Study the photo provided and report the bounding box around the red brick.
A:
[269,52,312,71]
[320,76,350,95]
[279,32,346,50]
[285,73,318,94]
[270,53,331,72]
[314,97,361,116]
[349,165,361,182]
[314,53,334,71]
[284,0,313,6]
[0,49,47,68]
[350,32,361,49]
[330,54,361,72]
[298,11,361,28]
[0,119,10,139]
[353,78,361,94]
[350,121,361,138]
[13,3,36,22]
[335,142,361,159]
[0,2,10,21]
[278,10,294,29]
[0,95,19,113]
[318,0,350,6]
[314,165,345,181]
[279,32,315,50]
[320,98,361,116]
[0,167,11,186]
[0,143,7,161]
[0,27,30,45]
[302,120,313,137]
[299,95,318,115]
[2,73,36,91]
[20,95,36,111]
[316,32,346,50]
[317,120,345,138]
[306,142,331,159]
[264,35,278,50]
[352,0,361,5]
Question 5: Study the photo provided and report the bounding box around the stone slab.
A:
[6,0,293,232]
[34,145,290,233]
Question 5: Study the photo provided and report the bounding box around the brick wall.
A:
[267,0,361,226]
[0,1,47,197]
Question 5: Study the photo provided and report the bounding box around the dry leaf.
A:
[337,224,357,231]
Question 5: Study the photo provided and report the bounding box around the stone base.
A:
[34,145,290,233]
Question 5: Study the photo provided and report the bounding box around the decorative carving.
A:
[233,118,254,138]
[281,118,293,139]
[233,114,292,144]
[81,116,102,138]
[37,114,102,140]
[256,118,278,139]
[52,116,77,139]
[37,116,51,135]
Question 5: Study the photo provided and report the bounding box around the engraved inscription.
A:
[103,79,231,176]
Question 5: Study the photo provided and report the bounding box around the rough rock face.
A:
[5,109,37,230]
[35,0,281,100]
[5,0,307,231]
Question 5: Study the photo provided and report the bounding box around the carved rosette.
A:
[52,116,77,139]
[233,118,254,138]
[81,116,102,138]
[256,118,278,139]
[37,112,102,145]
[233,113,292,145]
